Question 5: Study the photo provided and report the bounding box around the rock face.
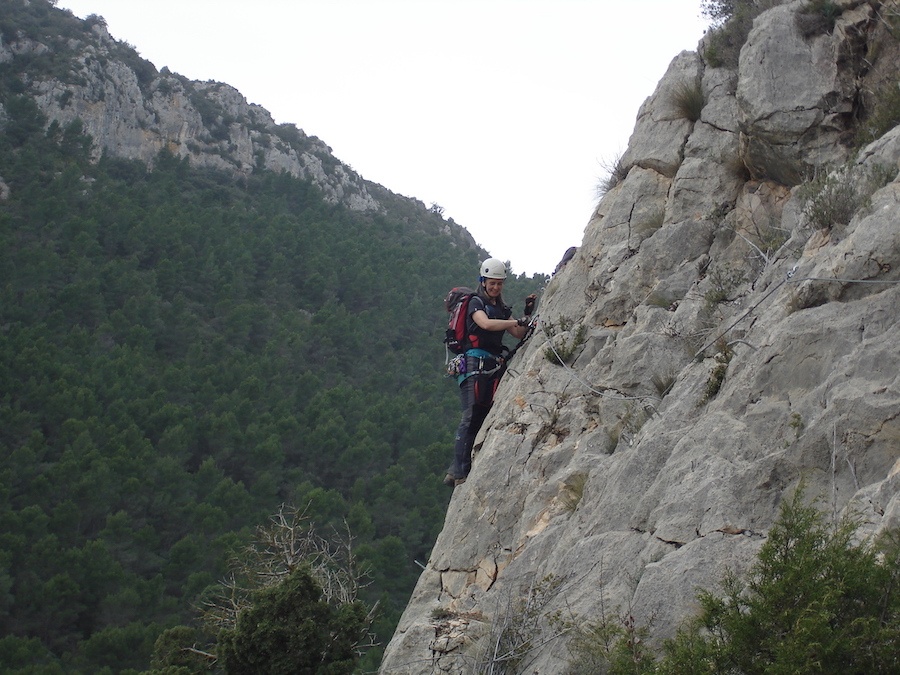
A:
[1,5,479,251]
[380,2,900,673]
[15,19,378,210]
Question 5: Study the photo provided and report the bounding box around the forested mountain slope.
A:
[0,1,546,671]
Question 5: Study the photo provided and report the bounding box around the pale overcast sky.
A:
[57,0,709,276]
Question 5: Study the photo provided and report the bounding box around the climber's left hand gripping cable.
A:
[505,314,538,366]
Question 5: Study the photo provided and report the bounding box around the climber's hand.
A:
[523,294,537,316]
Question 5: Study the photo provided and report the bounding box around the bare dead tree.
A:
[197,503,378,653]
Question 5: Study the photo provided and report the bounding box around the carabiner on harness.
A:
[446,353,467,378]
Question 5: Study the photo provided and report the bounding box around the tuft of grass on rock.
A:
[596,153,630,199]
[795,0,842,38]
[670,80,705,122]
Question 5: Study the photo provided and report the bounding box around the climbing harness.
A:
[448,349,506,384]
[445,286,543,378]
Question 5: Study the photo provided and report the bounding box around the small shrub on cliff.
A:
[472,575,565,674]
[856,80,900,147]
[739,138,809,186]
[796,162,894,231]
[560,472,589,513]
[566,612,655,675]
[702,0,782,69]
[700,338,733,404]
[634,207,666,240]
[669,80,706,122]
[795,0,842,38]
[543,322,587,366]
[658,489,900,674]
[703,263,745,311]
[651,368,678,399]
[596,153,630,198]
[564,487,900,674]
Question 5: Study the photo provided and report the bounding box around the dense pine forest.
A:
[0,3,547,670]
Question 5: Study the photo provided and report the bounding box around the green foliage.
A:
[702,9,755,68]
[472,574,565,674]
[596,153,630,199]
[857,79,900,147]
[560,472,588,513]
[566,613,655,675]
[217,567,368,674]
[564,487,900,674]
[795,0,842,38]
[748,143,808,187]
[702,1,781,69]
[703,263,746,310]
[700,0,741,27]
[150,626,210,671]
[617,402,651,447]
[789,411,804,438]
[659,489,900,674]
[103,39,158,95]
[796,162,895,231]
[543,321,587,366]
[669,80,705,123]
[651,369,678,399]
[188,86,237,143]
[195,504,373,646]
[0,9,548,670]
[563,573,658,675]
[633,208,666,244]
[701,339,734,403]
[644,291,676,310]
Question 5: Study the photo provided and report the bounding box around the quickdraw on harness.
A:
[445,313,539,381]
[445,349,508,405]
[445,349,506,381]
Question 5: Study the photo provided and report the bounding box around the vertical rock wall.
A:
[381,2,900,672]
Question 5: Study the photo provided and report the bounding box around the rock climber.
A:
[553,246,577,275]
[445,258,535,487]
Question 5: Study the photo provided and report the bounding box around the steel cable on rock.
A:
[532,264,900,406]
[537,321,656,404]
[692,263,900,360]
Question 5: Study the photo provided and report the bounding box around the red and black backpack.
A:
[443,287,479,354]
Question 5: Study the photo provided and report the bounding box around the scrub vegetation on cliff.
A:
[564,488,900,674]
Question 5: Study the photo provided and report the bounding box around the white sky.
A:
[57,0,709,276]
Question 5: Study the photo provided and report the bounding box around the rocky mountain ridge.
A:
[380,1,900,672]
[0,2,478,249]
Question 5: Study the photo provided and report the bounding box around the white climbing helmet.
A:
[480,257,507,280]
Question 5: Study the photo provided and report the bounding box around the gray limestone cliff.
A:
[380,1,900,672]
[0,5,478,249]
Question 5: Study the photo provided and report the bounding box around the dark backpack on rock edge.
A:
[444,287,479,354]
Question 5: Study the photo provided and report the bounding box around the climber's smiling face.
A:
[483,278,504,299]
